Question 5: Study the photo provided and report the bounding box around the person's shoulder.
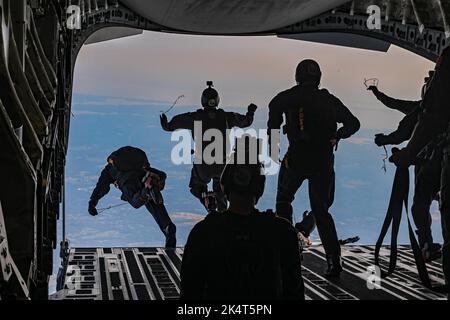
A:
[279,86,299,97]
[318,88,343,105]
[254,210,295,229]
[199,211,227,226]
[269,87,296,106]
[272,215,297,233]
[318,88,336,98]
[187,217,208,237]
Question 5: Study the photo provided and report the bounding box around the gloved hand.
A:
[367,85,380,95]
[248,103,258,113]
[389,147,412,168]
[88,200,98,216]
[160,114,169,130]
[374,133,390,147]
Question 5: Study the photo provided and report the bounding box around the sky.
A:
[73,30,435,129]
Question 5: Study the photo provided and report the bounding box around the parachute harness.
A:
[382,146,388,173]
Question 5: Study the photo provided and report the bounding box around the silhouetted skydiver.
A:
[88,146,176,248]
[268,59,360,277]
[180,136,304,300]
[368,72,441,261]
[160,81,256,212]
[390,46,450,294]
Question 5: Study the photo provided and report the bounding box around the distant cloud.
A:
[73,95,173,108]
[73,110,119,116]
[170,212,205,222]
[71,228,121,241]
[343,180,368,189]
[347,137,373,145]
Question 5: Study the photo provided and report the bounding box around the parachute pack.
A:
[107,146,150,172]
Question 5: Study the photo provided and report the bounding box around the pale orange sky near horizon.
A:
[73,30,434,129]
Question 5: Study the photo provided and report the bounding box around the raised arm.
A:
[226,104,257,128]
[369,87,420,115]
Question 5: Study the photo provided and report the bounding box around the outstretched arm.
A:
[375,107,420,146]
[391,47,450,167]
[227,104,257,128]
[88,165,115,216]
[90,165,115,205]
[369,86,420,115]
[160,112,195,132]
[403,49,450,161]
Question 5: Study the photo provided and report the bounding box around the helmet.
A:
[201,81,220,108]
[220,136,265,204]
[220,163,265,204]
[295,59,322,86]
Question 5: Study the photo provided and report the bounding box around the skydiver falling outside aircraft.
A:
[160,81,257,212]
[88,146,177,248]
[368,72,442,262]
[267,59,360,277]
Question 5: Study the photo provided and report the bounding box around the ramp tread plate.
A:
[52,246,445,300]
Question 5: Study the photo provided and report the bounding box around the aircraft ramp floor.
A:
[50,245,447,300]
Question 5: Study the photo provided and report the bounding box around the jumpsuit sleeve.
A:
[163,112,196,132]
[374,90,420,115]
[406,47,450,158]
[90,165,115,205]
[226,111,254,128]
[333,96,361,139]
[281,225,305,300]
[267,94,284,130]
[384,107,420,145]
[180,223,207,299]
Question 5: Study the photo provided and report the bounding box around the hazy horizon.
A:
[73,30,434,130]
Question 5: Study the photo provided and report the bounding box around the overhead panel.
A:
[120,0,350,34]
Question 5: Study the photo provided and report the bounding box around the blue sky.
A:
[66,31,442,245]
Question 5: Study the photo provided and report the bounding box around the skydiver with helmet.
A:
[160,81,257,212]
[267,59,360,277]
[88,146,177,248]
